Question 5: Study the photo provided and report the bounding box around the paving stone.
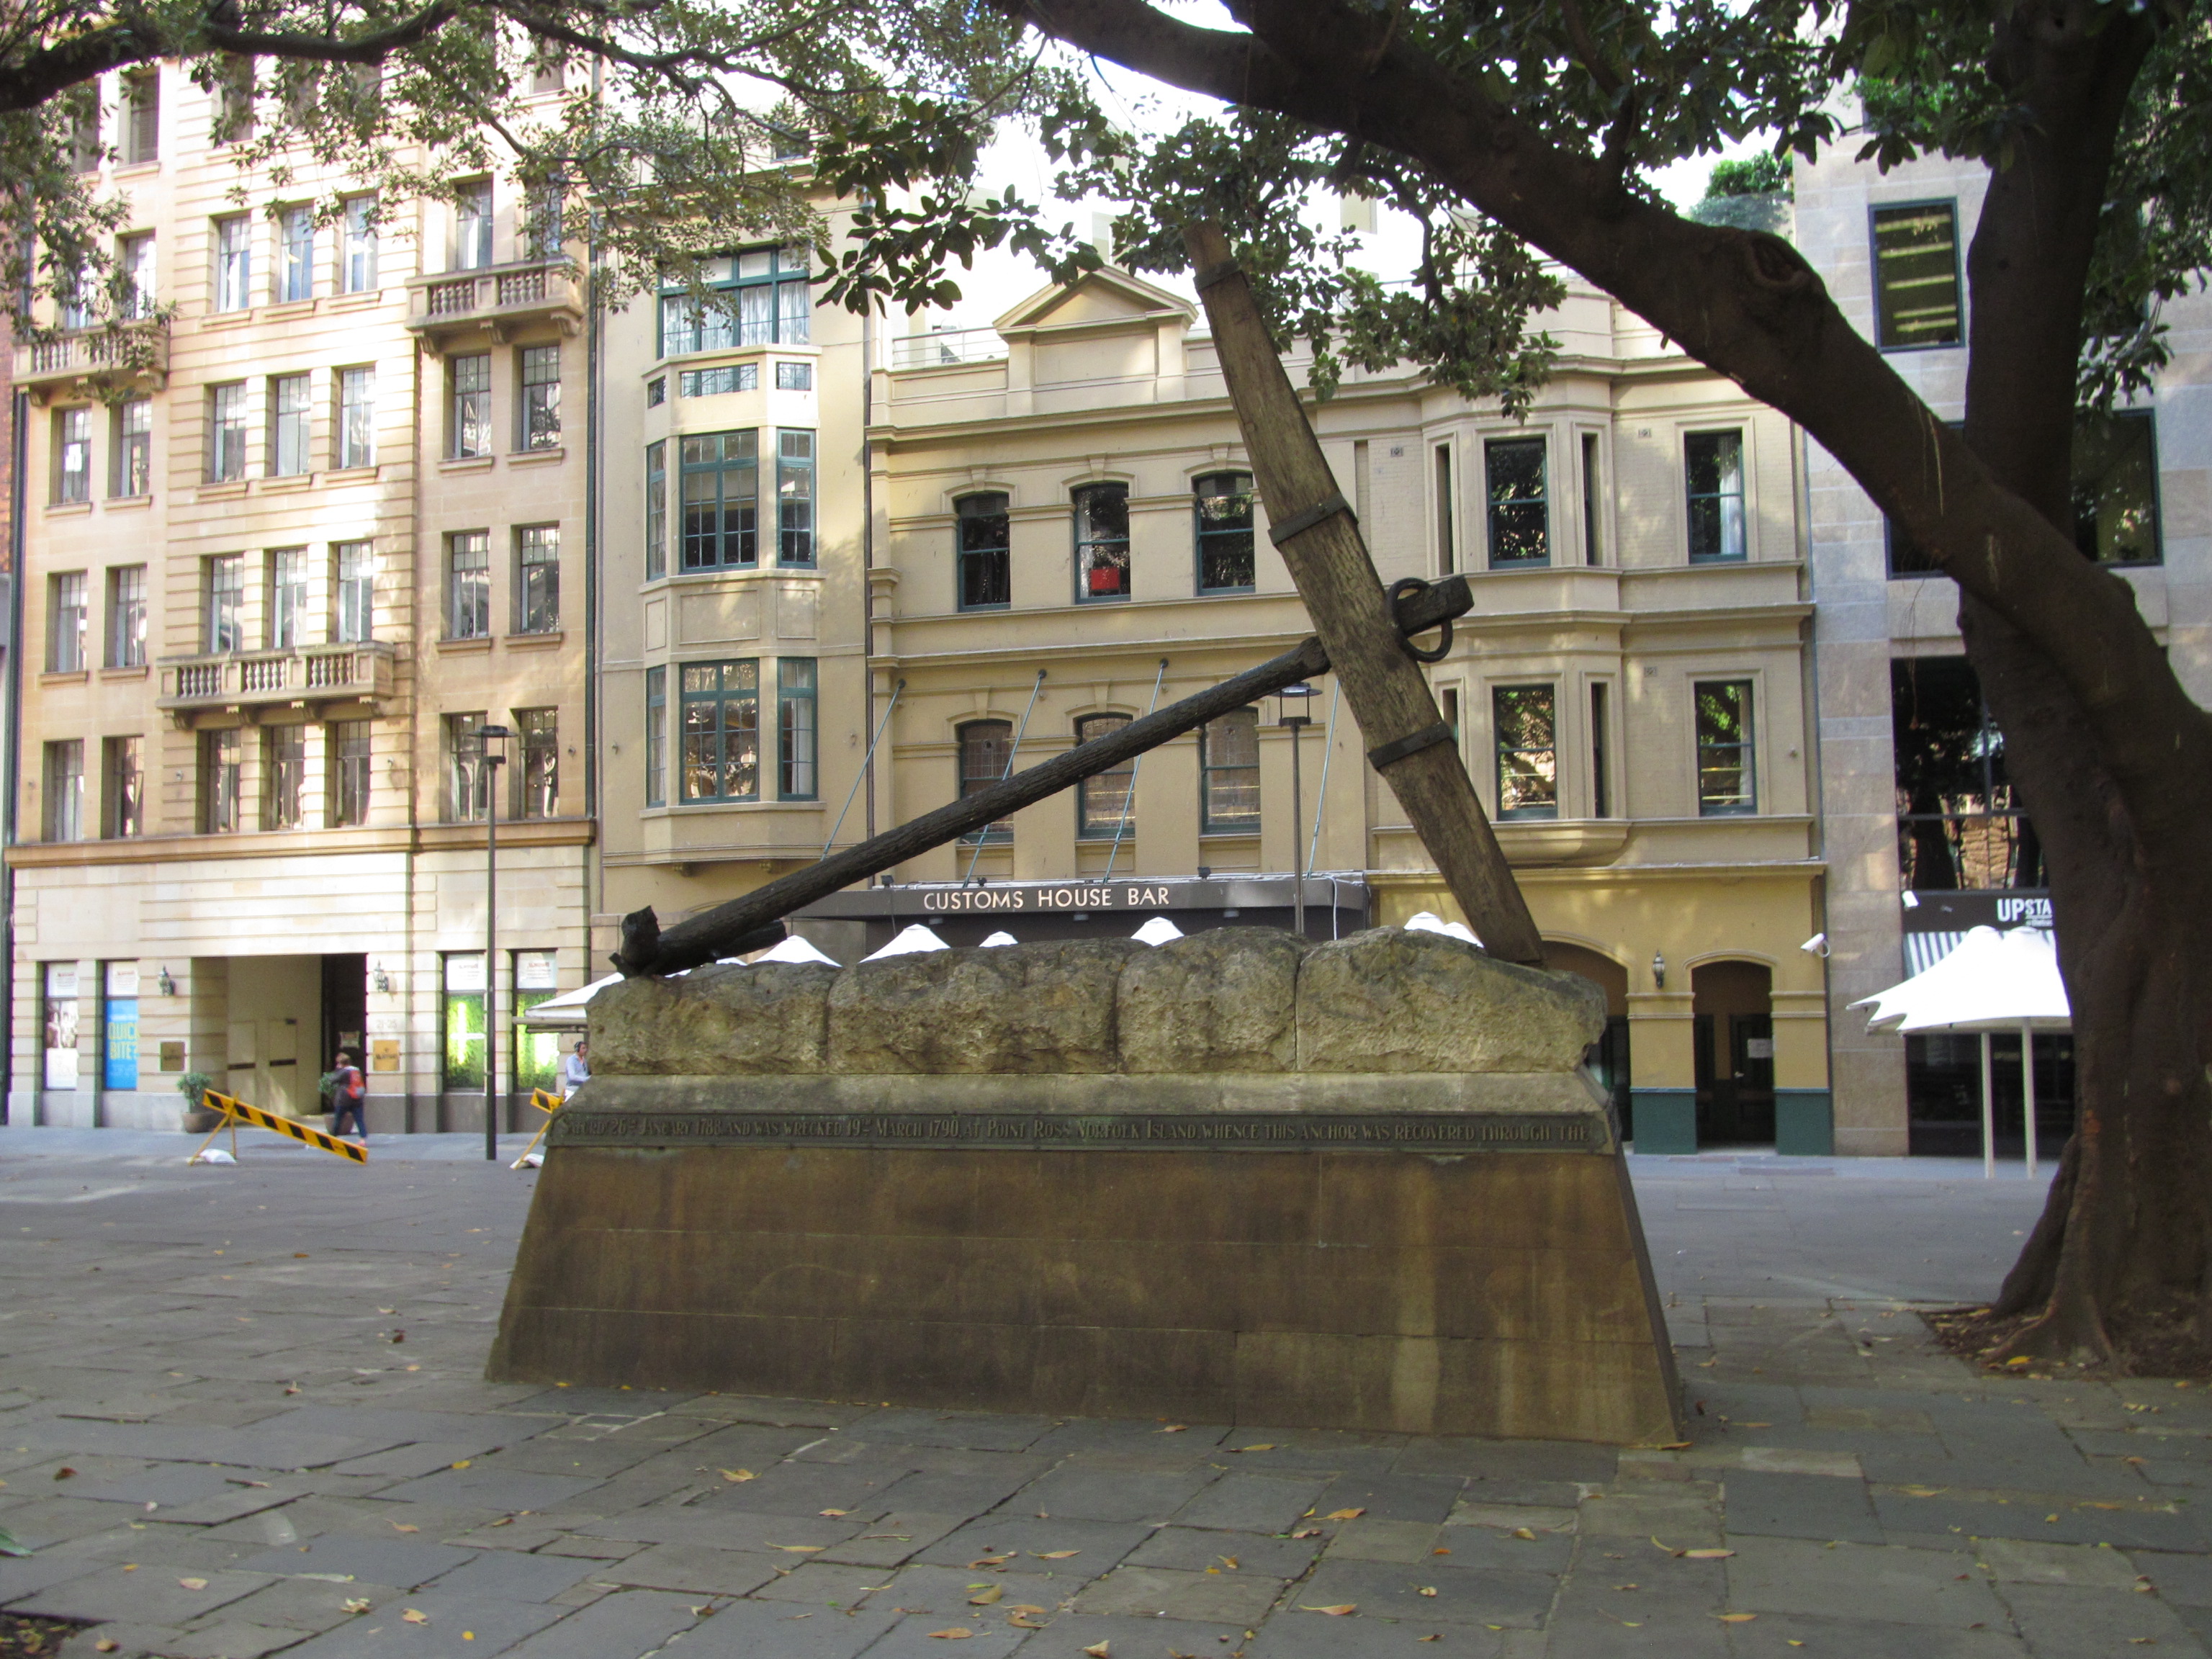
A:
[1163,1473,1328,1536]
[0,1496,163,1550]
[1024,1419,1232,1457]
[2135,1551,2212,1606]
[1074,1564,1286,1624]
[750,1561,897,1606]
[640,1596,899,1658]
[578,1508,860,1552]
[200,1575,408,1634]
[1725,1537,2011,1626]
[916,1516,1154,1571]
[860,1561,1069,1616]
[1417,1524,1573,1574]
[1722,1611,2031,1656]
[361,1467,602,1511]
[1869,1492,2204,1553]
[14,1564,275,1626]
[1449,1501,1578,1533]
[1998,1583,2206,1656]
[988,1611,1256,1658]
[522,1534,640,1560]
[0,1548,108,1604]
[863,1470,1038,1516]
[593,1542,781,1596]
[856,1610,1033,1658]
[1311,1475,1465,1527]
[148,1619,320,1658]
[1242,1619,1510,1659]
[1404,1439,1619,1484]
[1290,1558,1558,1627]
[1974,1536,2143,1588]
[1721,1469,1885,1543]
[54,1621,189,1659]
[1206,1434,1404,1479]
[1580,1488,1725,1546]
[1126,1524,1321,1578]
[1455,1477,1590,1509]
[235,1534,476,1588]
[1008,1465,1218,1522]
[815,1512,968,1569]
[67,1465,251,1509]
[500,1388,696,1419]
[842,1411,1057,1453]
[418,1547,599,1603]
[1323,1519,1443,1563]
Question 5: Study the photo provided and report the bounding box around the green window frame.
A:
[1871,202,1962,349]
[1075,713,1133,838]
[1198,706,1259,832]
[1493,685,1558,820]
[958,720,1012,843]
[680,660,759,802]
[1695,680,1756,816]
[657,244,811,357]
[778,657,817,799]
[644,666,667,806]
[1685,430,1747,563]
[441,952,485,1091]
[644,440,667,580]
[777,429,814,566]
[680,430,757,570]
[1074,482,1130,602]
[1195,471,1256,593]
[957,493,1011,611]
[1485,438,1550,567]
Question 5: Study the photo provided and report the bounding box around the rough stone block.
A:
[1117,927,1308,1073]
[1295,929,1605,1074]
[589,963,835,1075]
[827,940,1143,1074]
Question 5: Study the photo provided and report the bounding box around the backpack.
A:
[339,1065,364,1103]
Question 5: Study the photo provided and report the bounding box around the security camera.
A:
[1800,932,1828,958]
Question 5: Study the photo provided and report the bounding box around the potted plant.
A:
[178,1071,222,1134]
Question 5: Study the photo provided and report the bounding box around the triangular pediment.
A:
[994,266,1195,333]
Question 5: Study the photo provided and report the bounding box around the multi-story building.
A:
[821,266,1833,1152]
[1797,148,2212,1156]
[6,62,594,1131]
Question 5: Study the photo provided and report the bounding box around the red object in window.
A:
[1088,564,1123,595]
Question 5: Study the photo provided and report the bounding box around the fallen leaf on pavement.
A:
[820,1509,850,1517]
[1228,1444,1277,1453]
[391,1523,419,1533]
[53,1468,76,1480]
[968,1586,1003,1605]
[1683,1549,1734,1560]
[403,1609,430,1624]
[927,1629,972,1641]
[1719,1613,1757,1623]
[771,1545,824,1553]
[1419,1586,1438,1598]
[1325,1508,1366,1521]
[342,1599,372,1614]
[968,1555,1013,1567]
[1290,1527,1323,1539]
[1418,1636,1440,1644]
[96,1643,120,1654]
[1512,1528,1536,1541]
[178,1578,208,1591]
[721,1469,757,1483]
[1034,1550,1079,1560]
[1160,1424,1186,1433]
[1006,1611,1047,1629]
[1083,1642,1111,1658]
[1302,1604,1357,1617]
[450,1460,471,1470]
[1218,1557,1238,1570]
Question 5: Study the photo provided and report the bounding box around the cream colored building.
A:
[7,62,593,1131]
[828,268,1833,1151]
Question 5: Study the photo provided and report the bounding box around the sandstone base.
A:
[488,1140,1685,1444]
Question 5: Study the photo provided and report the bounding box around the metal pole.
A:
[1102,659,1168,882]
[1290,726,1304,940]
[963,670,1046,884]
[2022,1022,2038,1179]
[1979,1030,1995,1181]
[824,679,903,857]
[1305,680,1340,877]
[480,731,508,1161]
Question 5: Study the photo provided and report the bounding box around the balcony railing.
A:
[14,320,168,401]
[891,328,1010,371]
[157,642,396,718]
[405,257,583,349]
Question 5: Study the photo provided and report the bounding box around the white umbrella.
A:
[750,934,840,967]
[1131,915,1183,946]
[979,931,1018,948]
[1404,910,1483,948]
[1851,925,2070,1178]
[864,924,949,961]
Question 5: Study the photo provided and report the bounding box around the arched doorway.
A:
[1692,960,1774,1146]
[1545,943,1631,1136]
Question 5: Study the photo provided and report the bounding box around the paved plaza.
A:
[0,1130,2200,1657]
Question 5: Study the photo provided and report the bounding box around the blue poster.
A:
[103,998,138,1091]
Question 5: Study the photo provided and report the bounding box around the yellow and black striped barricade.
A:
[193,1089,368,1165]
[511,1089,564,1167]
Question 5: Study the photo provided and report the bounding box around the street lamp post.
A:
[1276,684,1317,939]
[479,724,511,1162]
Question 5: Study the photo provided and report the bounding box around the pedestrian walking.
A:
[562,1039,590,1101]
[328,1048,369,1142]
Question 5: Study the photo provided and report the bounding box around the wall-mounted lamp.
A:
[157,967,176,997]
[373,967,393,994]
[1650,950,1666,990]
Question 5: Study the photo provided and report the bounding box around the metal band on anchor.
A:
[1192,259,1242,292]
[1367,721,1455,770]
[1268,491,1355,548]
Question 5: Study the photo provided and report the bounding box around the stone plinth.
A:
[488,929,1686,1444]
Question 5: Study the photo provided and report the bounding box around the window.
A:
[262,726,305,829]
[1074,482,1130,601]
[644,441,668,580]
[775,361,813,391]
[112,398,150,496]
[1434,445,1455,573]
[342,197,378,292]
[337,367,374,469]
[1694,680,1756,815]
[119,233,154,318]
[333,542,374,643]
[777,430,814,565]
[680,430,758,569]
[1199,707,1260,832]
[199,727,242,832]
[1892,657,2041,890]
[48,572,86,671]
[53,408,90,503]
[529,51,565,94]
[526,185,564,260]
[1685,430,1746,563]
[57,278,91,333]
[43,742,84,842]
[446,531,490,639]
[448,713,490,822]
[442,953,486,1089]
[680,660,760,801]
[644,666,667,806]
[277,205,313,302]
[958,719,1013,842]
[449,354,491,458]
[1872,202,1962,349]
[647,377,667,406]
[67,95,99,173]
[329,721,372,827]
[106,566,145,667]
[1075,713,1133,838]
[778,659,817,799]
[269,373,310,476]
[657,243,811,356]
[213,62,254,143]
[204,554,244,652]
[956,493,1010,610]
[679,364,755,397]
[1493,685,1558,819]
[122,70,158,164]
[1485,438,1549,567]
[516,709,557,819]
[267,547,308,648]
[1591,683,1611,819]
[518,345,561,449]
[103,737,142,838]
[1581,432,1602,565]
[1195,471,1256,593]
[214,215,251,311]
[454,180,494,270]
[208,382,247,482]
[2072,411,2160,566]
[516,525,559,632]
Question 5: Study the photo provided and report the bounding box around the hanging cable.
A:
[1102,658,1169,881]
[962,670,1046,884]
[823,680,903,858]
[1305,678,1341,877]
